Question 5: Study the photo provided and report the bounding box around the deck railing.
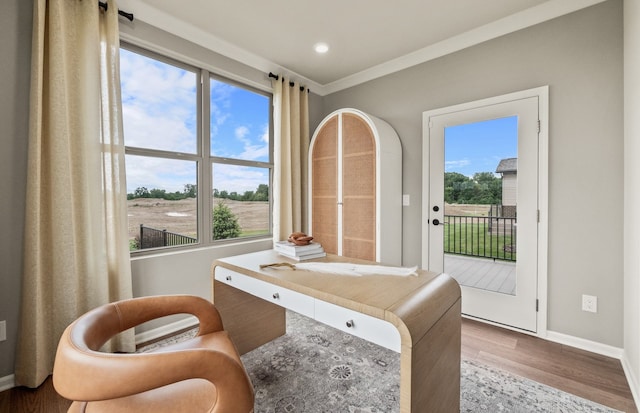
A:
[443,215,516,262]
[139,224,197,249]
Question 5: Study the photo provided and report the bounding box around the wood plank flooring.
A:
[462,317,637,412]
[1,318,636,412]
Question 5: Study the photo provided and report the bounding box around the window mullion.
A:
[210,157,273,169]
[124,147,200,161]
[201,70,212,244]
[121,42,272,253]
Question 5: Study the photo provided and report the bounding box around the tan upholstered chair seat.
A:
[68,378,217,413]
[53,295,254,413]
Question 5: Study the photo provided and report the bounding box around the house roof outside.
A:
[496,157,518,174]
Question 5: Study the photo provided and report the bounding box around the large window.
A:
[120,45,272,252]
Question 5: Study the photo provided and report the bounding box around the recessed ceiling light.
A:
[314,43,329,54]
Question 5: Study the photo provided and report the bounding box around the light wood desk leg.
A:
[400,299,461,413]
[213,280,286,355]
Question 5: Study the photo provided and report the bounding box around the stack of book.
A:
[274,240,326,261]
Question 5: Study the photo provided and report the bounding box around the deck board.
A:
[445,254,516,295]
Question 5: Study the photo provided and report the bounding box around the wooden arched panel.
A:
[342,114,376,261]
[311,116,338,254]
[309,109,402,265]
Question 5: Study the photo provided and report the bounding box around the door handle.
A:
[432,219,447,226]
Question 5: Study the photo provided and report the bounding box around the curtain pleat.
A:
[99,0,135,334]
[272,77,309,241]
[16,0,133,388]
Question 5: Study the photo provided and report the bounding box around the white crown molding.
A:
[322,0,608,95]
[118,0,323,92]
[121,0,606,96]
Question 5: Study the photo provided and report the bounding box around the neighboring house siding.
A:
[502,174,517,206]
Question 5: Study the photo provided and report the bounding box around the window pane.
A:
[211,79,270,162]
[212,164,270,240]
[126,155,198,250]
[120,48,198,154]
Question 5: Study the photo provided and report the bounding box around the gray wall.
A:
[319,0,624,346]
[0,0,32,379]
[624,0,640,394]
[0,0,625,379]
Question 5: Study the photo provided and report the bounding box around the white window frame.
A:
[121,42,274,255]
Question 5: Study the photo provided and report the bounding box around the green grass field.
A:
[443,220,516,261]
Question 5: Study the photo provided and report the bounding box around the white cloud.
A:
[210,80,234,136]
[213,164,268,194]
[235,126,249,139]
[120,50,270,194]
[445,159,470,171]
[120,50,197,153]
[230,124,269,161]
[240,144,269,161]
[125,156,196,194]
[122,105,195,153]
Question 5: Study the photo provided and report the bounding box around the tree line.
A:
[445,172,502,205]
[127,175,498,206]
[127,183,269,202]
[213,184,268,202]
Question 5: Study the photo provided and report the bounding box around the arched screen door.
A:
[422,88,546,333]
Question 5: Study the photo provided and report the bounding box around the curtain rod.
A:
[269,72,308,93]
[98,1,134,21]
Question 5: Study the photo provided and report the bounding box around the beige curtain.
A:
[272,76,310,241]
[16,0,134,388]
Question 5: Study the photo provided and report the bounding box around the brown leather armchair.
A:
[53,295,254,413]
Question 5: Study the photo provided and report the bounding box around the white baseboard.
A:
[0,374,15,392]
[530,330,640,408]
[545,330,624,359]
[621,353,640,410]
[134,315,198,345]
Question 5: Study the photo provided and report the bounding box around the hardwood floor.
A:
[462,317,637,412]
[0,377,70,413]
[1,318,636,412]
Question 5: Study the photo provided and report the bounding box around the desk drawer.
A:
[315,299,401,352]
[214,267,314,318]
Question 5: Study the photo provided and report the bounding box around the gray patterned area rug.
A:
[140,311,622,413]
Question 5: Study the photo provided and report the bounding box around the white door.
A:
[423,89,546,333]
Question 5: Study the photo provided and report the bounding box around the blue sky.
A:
[444,116,518,177]
[119,48,269,194]
[119,48,517,193]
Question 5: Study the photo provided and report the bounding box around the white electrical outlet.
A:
[0,320,6,342]
[582,295,598,313]
[402,194,410,206]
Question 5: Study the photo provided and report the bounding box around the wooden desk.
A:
[212,250,461,413]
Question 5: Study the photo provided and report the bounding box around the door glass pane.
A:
[443,116,518,295]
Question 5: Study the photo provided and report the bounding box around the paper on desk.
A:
[294,262,418,277]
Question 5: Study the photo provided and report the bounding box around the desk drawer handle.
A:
[225,275,232,281]
[273,292,280,300]
[346,320,354,328]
